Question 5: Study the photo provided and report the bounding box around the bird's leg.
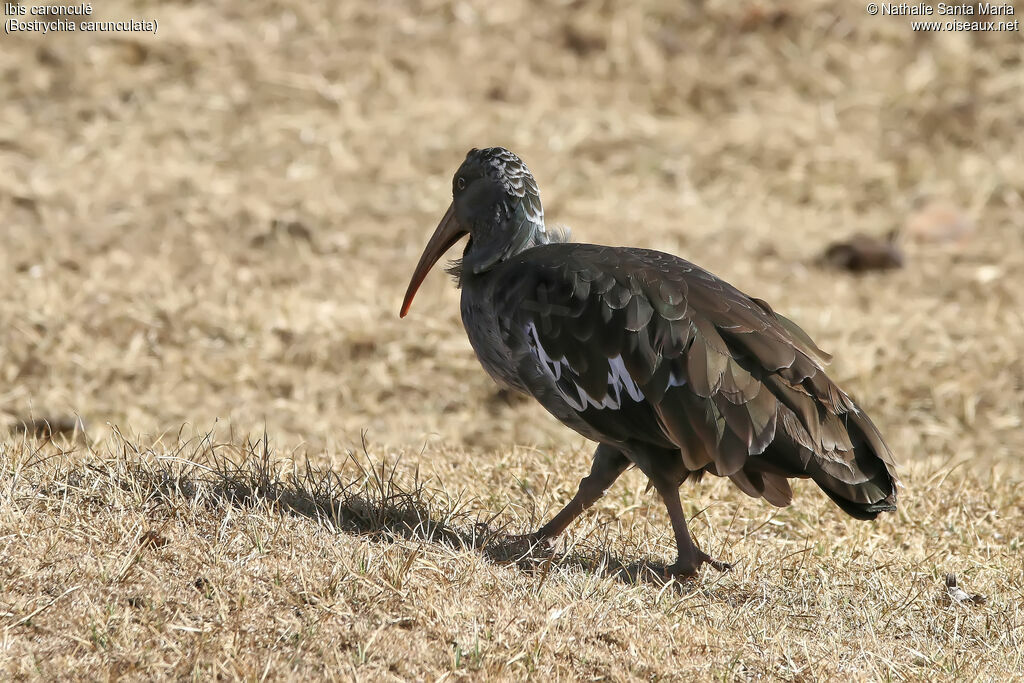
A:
[654,478,732,577]
[517,444,630,549]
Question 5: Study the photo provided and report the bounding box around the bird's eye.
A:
[456,176,466,191]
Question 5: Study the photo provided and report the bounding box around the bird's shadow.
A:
[141,438,716,593]
[480,538,718,591]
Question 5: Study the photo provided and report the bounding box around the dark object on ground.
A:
[250,218,314,248]
[11,415,86,439]
[400,148,899,577]
[945,573,986,605]
[821,232,904,273]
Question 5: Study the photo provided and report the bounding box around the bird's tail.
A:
[753,407,899,520]
[808,409,898,520]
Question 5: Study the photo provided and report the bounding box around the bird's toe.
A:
[489,532,556,564]
[665,551,733,578]
[704,555,734,573]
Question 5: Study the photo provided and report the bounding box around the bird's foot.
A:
[665,551,733,578]
[488,532,556,564]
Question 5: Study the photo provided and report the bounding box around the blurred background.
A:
[2,0,1022,469]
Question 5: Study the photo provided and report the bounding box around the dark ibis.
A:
[401,147,898,576]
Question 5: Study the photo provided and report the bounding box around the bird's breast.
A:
[460,284,528,394]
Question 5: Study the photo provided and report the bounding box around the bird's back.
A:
[481,242,898,516]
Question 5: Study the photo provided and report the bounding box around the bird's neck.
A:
[448,217,549,287]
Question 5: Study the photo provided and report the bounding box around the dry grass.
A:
[2,435,1022,679]
[1,0,1023,679]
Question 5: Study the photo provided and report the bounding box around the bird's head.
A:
[400,147,545,317]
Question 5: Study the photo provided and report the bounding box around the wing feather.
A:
[493,243,896,508]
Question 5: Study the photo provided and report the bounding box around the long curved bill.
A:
[400,203,468,317]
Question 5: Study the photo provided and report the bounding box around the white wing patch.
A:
[526,321,661,411]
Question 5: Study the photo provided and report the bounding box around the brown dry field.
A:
[2,0,1024,680]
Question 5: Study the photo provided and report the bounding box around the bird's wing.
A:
[493,243,897,497]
